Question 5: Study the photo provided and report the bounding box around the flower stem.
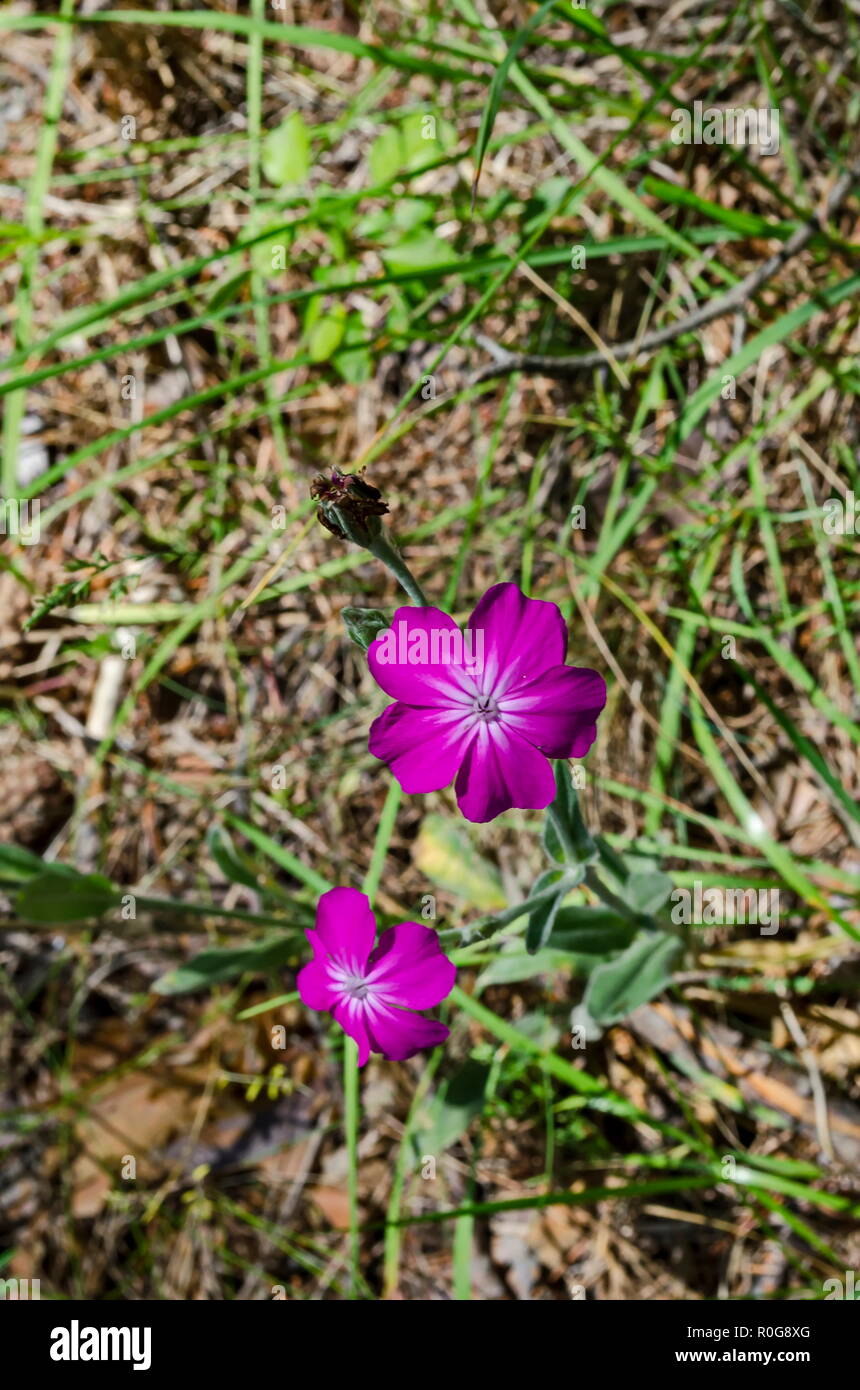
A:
[583,866,647,927]
[441,876,575,950]
[383,1048,443,1298]
[366,532,430,606]
[544,777,648,926]
[343,1035,360,1297]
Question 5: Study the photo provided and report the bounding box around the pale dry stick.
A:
[778,994,834,1164]
[232,515,316,621]
[789,430,845,497]
[516,260,630,389]
[471,157,860,383]
[641,1203,740,1235]
[278,1107,333,1226]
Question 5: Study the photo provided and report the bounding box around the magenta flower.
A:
[367,582,606,823]
[297,887,455,1066]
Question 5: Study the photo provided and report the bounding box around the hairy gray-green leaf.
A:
[547,905,636,959]
[152,936,296,996]
[525,868,567,954]
[477,946,575,989]
[543,761,596,864]
[623,870,674,916]
[582,930,682,1028]
[410,1059,491,1163]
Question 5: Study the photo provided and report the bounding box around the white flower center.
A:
[341,972,371,1001]
[472,693,500,721]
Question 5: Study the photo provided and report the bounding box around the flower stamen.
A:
[472,693,500,722]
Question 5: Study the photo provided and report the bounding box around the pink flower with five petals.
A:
[367,582,606,823]
[297,887,455,1065]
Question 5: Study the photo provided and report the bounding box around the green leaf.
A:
[623,870,674,916]
[477,946,575,989]
[222,812,330,896]
[581,930,682,1028]
[745,670,860,832]
[262,112,311,186]
[640,177,771,235]
[248,216,294,275]
[410,1060,491,1163]
[380,230,457,276]
[207,825,260,892]
[488,905,637,987]
[368,112,454,186]
[355,207,394,240]
[341,606,391,652]
[400,112,433,164]
[206,268,251,312]
[413,814,506,912]
[399,110,455,164]
[525,868,566,954]
[593,836,631,886]
[368,124,404,184]
[307,304,346,362]
[392,197,436,231]
[543,762,596,864]
[17,869,119,922]
[547,905,636,959]
[333,314,373,385]
[471,0,558,204]
[152,936,296,996]
[0,843,47,886]
[512,1010,561,1048]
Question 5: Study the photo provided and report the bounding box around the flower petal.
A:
[454,722,556,822]
[366,1006,450,1061]
[368,605,479,705]
[502,664,607,757]
[368,701,473,794]
[367,922,456,1009]
[333,998,373,1067]
[306,886,376,974]
[296,958,339,1012]
[467,583,567,698]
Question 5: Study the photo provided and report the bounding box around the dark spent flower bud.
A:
[310,467,389,544]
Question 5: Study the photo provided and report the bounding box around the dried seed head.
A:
[310,467,389,543]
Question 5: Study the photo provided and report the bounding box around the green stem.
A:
[366,531,430,606]
[383,1048,442,1297]
[544,773,649,926]
[343,1035,360,1297]
[132,894,302,930]
[440,875,575,952]
[583,866,647,927]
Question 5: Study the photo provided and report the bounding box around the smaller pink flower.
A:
[297,887,455,1066]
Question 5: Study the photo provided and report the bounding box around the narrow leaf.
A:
[472,0,558,205]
